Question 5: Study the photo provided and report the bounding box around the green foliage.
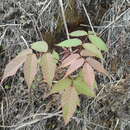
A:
[50,78,72,94]
[1,29,108,125]
[31,41,48,52]
[69,30,88,37]
[56,38,82,47]
[73,76,96,97]
[52,50,60,63]
[88,35,108,51]
[88,31,97,35]
[83,43,103,59]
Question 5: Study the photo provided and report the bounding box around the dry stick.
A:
[114,118,120,130]
[0,24,21,27]
[82,4,95,33]
[80,24,128,28]
[21,36,29,48]
[0,28,8,46]
[1,101,5,130]
[59,0,69,40]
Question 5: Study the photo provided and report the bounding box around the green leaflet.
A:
[31,41,48,52]
[52,50,60,64]
[88,35,108,51]
[73,76,96,97]
[69,30,88,37]
[88,31,97,35]
[50,78,72,94]
[52,50,60,60]
[56,38,82,47]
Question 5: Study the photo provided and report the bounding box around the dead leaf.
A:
[86,57,108,76]
[64,58,84,78]
[60,53,80,68]
[61,86,80,125]
[82,63,95,88]
[41,53,56,87]
[1,49,32,83]
[24,53,37,88]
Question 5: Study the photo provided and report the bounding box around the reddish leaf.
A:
[61,86,80,125]
[82,63,95,88]
[86,57,108,76]
[24,53,37,88]
[60,53,80,68]
[64,58,84,78]
[1,49,32,83]
[41,53,56,86]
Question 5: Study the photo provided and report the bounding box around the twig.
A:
[20,36,29,48]
[1,100,5,129]
[0,28,8,46]
[0,24,21,27]
[59,0,69,39]
[80,24,128,28]
[15,119,41,130]
[82,4,95,33]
